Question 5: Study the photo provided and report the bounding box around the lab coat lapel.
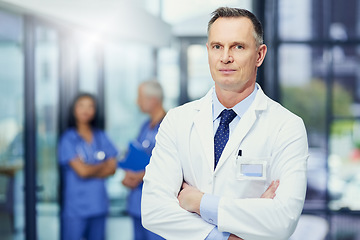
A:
[193,88,215,172]
[215,85,268,172]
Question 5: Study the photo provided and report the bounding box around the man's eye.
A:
[213,45,221,49]
[235,45,243,50]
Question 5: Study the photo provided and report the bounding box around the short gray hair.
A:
[141,80,164,102]
[207,7,264,47]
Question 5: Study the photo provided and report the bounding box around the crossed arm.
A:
[142,110,308,240]
[69,157,117,178]
[178,180,280,240]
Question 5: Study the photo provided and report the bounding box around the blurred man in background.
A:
[121,81,165,240]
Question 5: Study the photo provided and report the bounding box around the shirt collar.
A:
[212,85,258,121]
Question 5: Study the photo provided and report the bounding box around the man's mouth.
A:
[219,69,236,74]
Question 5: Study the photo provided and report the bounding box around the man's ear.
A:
[256,44,267,67]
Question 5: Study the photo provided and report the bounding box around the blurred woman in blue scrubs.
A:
[58,93,118,240]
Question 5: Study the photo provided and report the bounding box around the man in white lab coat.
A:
[141,7,308,240]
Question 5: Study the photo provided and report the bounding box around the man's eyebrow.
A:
[209,41,222,46]
[226,41,248,48]
[232,41,246,46]
[209,41,247,46]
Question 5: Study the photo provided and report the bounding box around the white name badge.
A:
[236,158,267,181]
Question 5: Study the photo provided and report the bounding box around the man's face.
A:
[206,17,266,92]
[137,85,156,114]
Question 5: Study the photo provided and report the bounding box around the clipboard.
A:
[118,141,151,171]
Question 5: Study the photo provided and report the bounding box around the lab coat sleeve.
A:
[141,109,215,240]
[218,116,308,240]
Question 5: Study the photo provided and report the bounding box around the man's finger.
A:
[270,180,280,191]
[261,180,279,199]
[182,182,189,189]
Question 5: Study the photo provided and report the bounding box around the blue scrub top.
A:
[58,128,118,218]
[127,119,161,217]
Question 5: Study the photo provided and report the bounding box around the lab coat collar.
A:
[193,83,267,112]
[252,83,268,112]
[193,83,269,172]
[212,84,258,122]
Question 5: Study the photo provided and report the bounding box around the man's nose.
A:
[220,48,234,64]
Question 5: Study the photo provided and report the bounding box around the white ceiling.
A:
[0,0,172,47]
[164,0,252,37]
[162,0,252,24]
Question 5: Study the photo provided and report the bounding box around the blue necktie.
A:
[214,109,237,169]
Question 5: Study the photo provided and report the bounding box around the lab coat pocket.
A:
[235,157,270,198]
[236,157,269,181]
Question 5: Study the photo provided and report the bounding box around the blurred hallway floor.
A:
[0,212,133,240]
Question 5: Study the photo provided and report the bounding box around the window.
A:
[34,25,60,239]
[268,0,360,238]
[0,8,25,239]
[104,42,154,213]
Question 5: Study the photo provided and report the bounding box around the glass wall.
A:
[187,44,212,101]
[157,47,181,110]
[0,2,172,240]
[0,9,25,239]
[34,25,60,240]
[271,0,360,238]
[78,39,100,95]
[104,41,155,215]
[279,45,328,208]
[329,44,360,212]
[104,42,154,151]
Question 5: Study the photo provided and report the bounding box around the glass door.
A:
[0,9,25,240]
[34,25,60,240]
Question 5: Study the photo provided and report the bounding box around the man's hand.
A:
[122,170,145,189]
[261,180,280,199]
[177,182,204,215]
[229,234,244,240]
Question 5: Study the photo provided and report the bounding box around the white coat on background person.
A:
[141,7,308,240]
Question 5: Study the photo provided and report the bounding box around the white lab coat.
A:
[142,84,308,240]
